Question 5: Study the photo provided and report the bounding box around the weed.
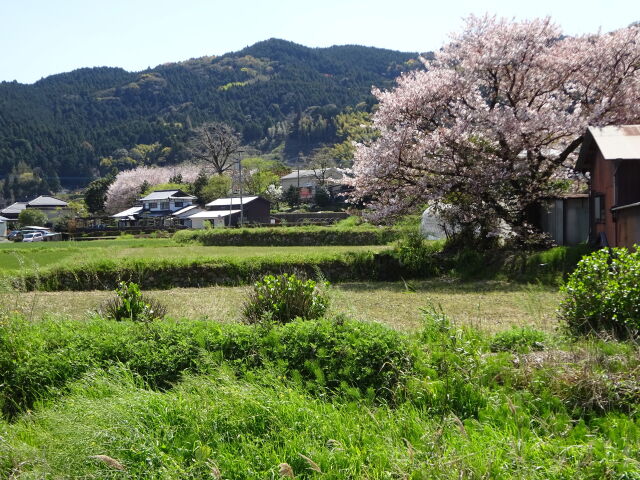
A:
[100,281,167,322]
[490,327,547,353]
[243,273,329,324]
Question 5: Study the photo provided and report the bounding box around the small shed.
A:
[576,125,640,247]
[188,210,241,229]
[203,196,270,226]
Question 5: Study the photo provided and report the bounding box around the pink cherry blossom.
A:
[351,16,640,242]
[105,164,201,213]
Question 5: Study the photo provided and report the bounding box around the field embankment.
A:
[0,236,593,291]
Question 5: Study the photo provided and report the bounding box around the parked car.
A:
[7,230,23,241]
[22,232,44,242]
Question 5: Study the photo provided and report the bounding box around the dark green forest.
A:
[0,39,418,201]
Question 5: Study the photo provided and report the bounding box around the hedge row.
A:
[0,316,413,418]
[173,226,398,246]
[4,252,410,291]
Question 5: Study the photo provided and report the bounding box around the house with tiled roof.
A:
[112,190,197,227]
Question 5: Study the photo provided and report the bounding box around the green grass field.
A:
[0,237,389,273]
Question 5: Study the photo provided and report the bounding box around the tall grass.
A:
[1,362,638,478]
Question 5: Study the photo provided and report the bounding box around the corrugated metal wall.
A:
[616,206,640,248]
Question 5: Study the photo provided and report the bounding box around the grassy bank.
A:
[1,312,638,478]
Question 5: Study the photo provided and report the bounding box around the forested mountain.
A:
[0,39,418,200]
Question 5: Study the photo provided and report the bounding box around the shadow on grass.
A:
[336,278,559,294]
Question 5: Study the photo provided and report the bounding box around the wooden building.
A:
[188,196,271,228]
[576,125,640,248]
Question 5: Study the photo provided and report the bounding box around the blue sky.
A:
[1,0,638,83]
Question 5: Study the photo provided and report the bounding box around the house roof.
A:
[576,125,640,171]
[0,215,9,222]
[23,226,51,231]
[189,209,241,219]
[1,202,28,214]
[112,206,144,218]
[139,190,196,201]
[172,205,203,218]
[27,196,68,207]
[280,168,344,180]
[205,196,260,207]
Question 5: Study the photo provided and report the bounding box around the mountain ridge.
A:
[0,38,419,200]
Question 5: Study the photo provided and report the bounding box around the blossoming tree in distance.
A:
[351,16,640,245]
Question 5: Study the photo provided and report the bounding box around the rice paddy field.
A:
[0,237,389,273]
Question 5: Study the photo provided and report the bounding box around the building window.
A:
[143,203,150,210]
[160,202,169,210]
[149,202,158,209]
[594,194,605,223]
[175,201,183,208]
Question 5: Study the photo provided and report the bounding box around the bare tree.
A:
[188,122,243,175]
[308,147,337,186]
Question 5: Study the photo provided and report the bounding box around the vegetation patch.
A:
[1,308,639,478]
[173,225,399,246]
[243,273,329,324]
[489,326,547,353]
[559,246,640,338]
[0,315,413,418]
[99,281,167,322]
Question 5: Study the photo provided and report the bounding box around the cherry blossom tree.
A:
[105,164,201,213]
[351,16,640,244]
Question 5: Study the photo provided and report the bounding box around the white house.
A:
[112,189,197,227]
[139,190,196,214]
[171,205,204,228]
[280,168,347,201]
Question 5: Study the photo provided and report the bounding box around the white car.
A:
[22,232,44,242]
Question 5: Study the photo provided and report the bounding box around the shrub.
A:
[490,327,546,353]
[243,273,329,324]
[18,209,48,227]
[559,247,640,338]
[393,231,443,276]
[101,281,167,322]
[0,316,414,417]
[283,185,299,208]
[314,186,331,207]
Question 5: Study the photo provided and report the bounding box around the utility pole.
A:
[239,158,244,226]
[228,168,233,227]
